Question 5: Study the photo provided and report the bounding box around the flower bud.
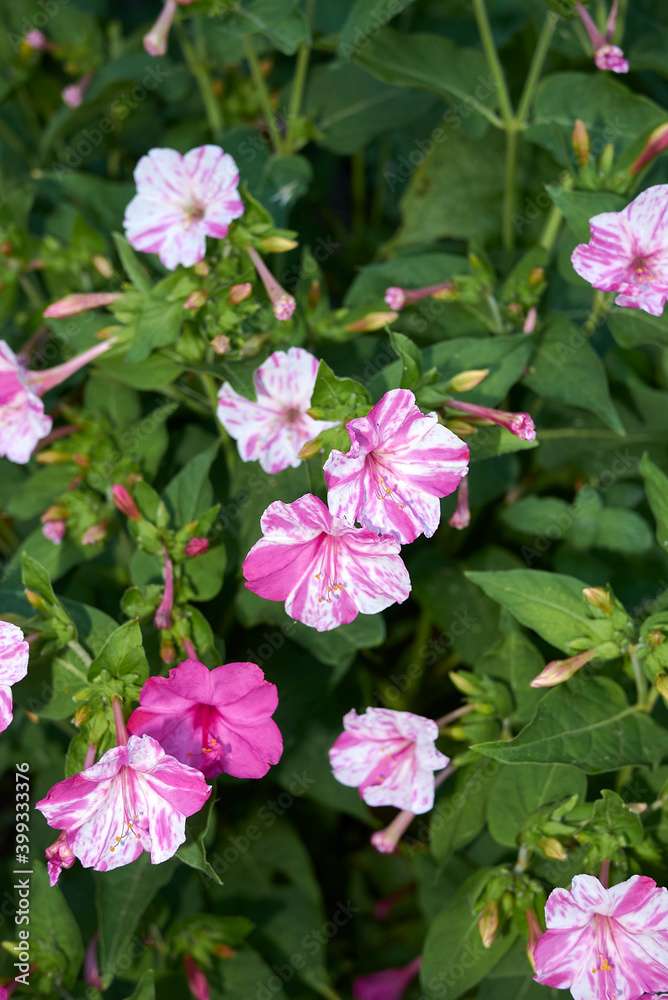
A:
[599,142,615,175]
[526,910,543,972]
[307,280,321,309]
[449,671,479,696]
[92,255,114,278]
[656,674,668,700]
[345,311,398,333]
[258,236,299,253]
[582,586,614,615]
[42,520,66,545]
[531,648,597,688]
[572,119,590,167]
[448,369,490,393]
[25,589,47,611]
[81,523,107,546]
[228,282,252,305]
[184,289,208,311]
[211,334,231,355]
[185,537,209,558]
[193,261,210,277]
[112,485,141,521]
[528,267,545,288]
[538,836,568,861]
[478,901,499,949]
[160,641,176,664]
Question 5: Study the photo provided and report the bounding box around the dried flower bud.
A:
[228,282,253,305]
[184,289,208,311]
[582,586,613,615]
[345,311,398,333]
[572,119,590,167]
[92,255,114,278]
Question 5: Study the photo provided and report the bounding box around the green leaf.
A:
[476,629,545,725]
[308,359,371,420]
[4,465,73,520]
[177,796,222,884]
[607,308,668,350]
[38,652,89,720]
[422,871,517,999]
[30,860,84,989]
[546,187,625,242]
[486,763,587,847]
[430,759,499,863]
[164,442,219,524]
[121,970,155,1000]
[240,0,310,54]
[339,0,415,57]
[475,675,668,773]
[389,330,421,389]
[88,619,149,682]
[524,316,623,433]
[640,453,668,551]
[466,569,599,654]
[97,855,176,988]
[112,232,151,292]
[97,354,181,389]
[126,294,185,364]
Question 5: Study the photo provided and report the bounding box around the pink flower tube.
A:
[243,495,411,632]
[353,957,421,1000]
[44,292,121,319]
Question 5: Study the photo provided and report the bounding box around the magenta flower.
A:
[36,734,211,872]
[534,874,668,999]
[127,658,283,780]
[353,957,421,1000]
[45,831,76,887]
[572,185,668,316]
[184,955,210,1000]
[329,708,448,813]
[576,2,629,73]
[185,537,209,557]
[217,348,336,474]
[324,389,469,544]
[0,622,29,734]
[0,337,114,464]
[384,282,454,311]
[111,484,141,521]
[44,292,121,319]
[446,397,536,441]
[84,934,103,990]
[42,519,66,545]
[124,146,244,270]
[243,495,411,632]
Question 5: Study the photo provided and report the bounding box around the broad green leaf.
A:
[2,528,82,588]
[546,187,625,242]
[607,307,668,350]
[122,970,155,999]
[524,316,623,433]
[430,759,499,863]
[476,629,544,725]
[309,359,371,420]
[30,860,84,990]
[97,354,181,389]
[339,0,416,57]
[486,763,587,847]
[219,946,288,999]
[640,453,668,551]
[164,442,219,524]
[239,0,310,54]
[466,569,599,654]
[97,855,176,987]
[38,652,89,720]
[389,330,421,389]
[88,619,149,682]
[177,796,222,884]
[422,871,517,999]
[112,232,151,292]
[126,295,184,364]
[3,465,73,520]
[475,676,668,773]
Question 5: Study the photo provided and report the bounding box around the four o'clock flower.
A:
[324,388,469,544]
[127,657,283,780]
[246,246,296,321]
[184,955,210,1000]
[42,519,66,545]
[143,0,194,57]
[243,495,411,631]
[0,622,29,734]
[329,707,449,813]
[353,957,421,1000]
[62,73,93,108]
[385,281,454,311]
[0,337,115,464]
[124,146,244,270]
[44,292,121,319]
[445,396,536,441]
[534,873,668,999]
[217,348,336,474]
[36,732,211,873]
[572,185,668,316]
[576,2,629,73]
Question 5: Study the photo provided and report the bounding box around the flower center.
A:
[630,255,654,283]
[183,200,206,225]
[283,406,302,424]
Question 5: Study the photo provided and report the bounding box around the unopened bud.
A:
[478,901,499,949]
[656,674,668,700]
[258,236,298,253]
[572,119,590,167]
[448,369,490,393]
[648,629,665,648]
[81,523,107,546]
[92,255,114,278]
[193,261,210,277]
[73,706,90,728]
[36,450,73,464]
[526,910,542,973]
[447,419,477,436]
[41,505,68,523]
[160,641,176,664]
[599,142,615,175]
[528,267,545,288]
[215,944,236,959]
[627,802,648,815]
[308,280,321,309]
[538,837,568,861]
[449,671,478,696]
[211,334,231,355]
[228,282,252,305]
[582,586,613,615]
[345,311,398,333]
[531,648,597,688]
[185,537,209,558]
[630,123,668,176]
[184,289,208,311]
[112,485,140,521]
[445,725,468,741]
[25,589,47,611]
[298,437,323,460]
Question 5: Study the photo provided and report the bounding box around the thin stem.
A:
[200,371,236,473]
[629,646,648,708]
[404,609,431,700]
[437,704,475,728]
[472,0,514,125]
[111,697,128,746]
[180,30,224,141]
[584,290,612,335]
[286,38,311,152]
[68,640,92,667]
[502,123,519,251]
[243,35,283,153]
[516,13,558,126]
[599,859,611,888]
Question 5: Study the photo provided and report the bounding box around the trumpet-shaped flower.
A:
[329,707,448,813]
[572,185,668,316]
[124,146,244,270]
[36,734,211,872]
[127,658,283,780]
[0,622,29,733]
[217,348,335,474]
[576,2,628,73]
[353,957,421,1000]
[324,389,469,544]
[534,873,668,999]
[243,495,411,632]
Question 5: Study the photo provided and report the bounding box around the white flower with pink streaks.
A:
[0,622,29,734]
[124,145,244,271]
[534,873,668,999]
[243,495,411,632]
[329,708,448,813]
[36,734,211,873]
[324,388,469,544]
[217,348,336,474]
[0,337,114,464]
[572,185,668,316]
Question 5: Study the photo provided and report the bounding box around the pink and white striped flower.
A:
[0,622,29,734]
[534,873,668,999]
[127,657,283,780]
[324,388,469,544]
[329,708,448,813]
[0,338,114,464]
[243,495,411,631]
[124,146,244,270]
[572,185,668,316]
[36,734,211,873]
[217,348,336,474]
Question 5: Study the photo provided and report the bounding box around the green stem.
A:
[629,646,648,708]
[540,175,573,253]
[516,12,558,126]
[180,30,224,141]
[286,38,311,153]
[584,290,612,336]
[200,372,236,473]
[472,0,514,125]
[404,610,432,700]
[502,124,519,251]
[351,151,366,237]
[243,35,283,153]
[68,640,92,667]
